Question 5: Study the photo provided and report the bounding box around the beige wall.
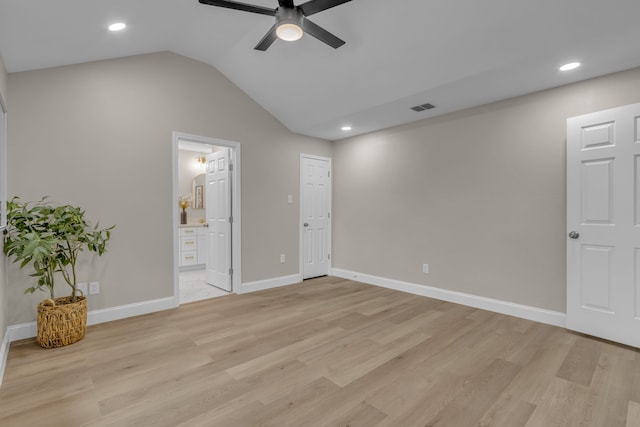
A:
[333,67,640,313]
[7,52,331,324]
[0,50,7,347]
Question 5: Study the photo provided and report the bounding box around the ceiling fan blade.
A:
[298,0,351,16]
[278,0,295,8]
[302,18,345,49]
[199,0,276,16]
[254,24,278,51]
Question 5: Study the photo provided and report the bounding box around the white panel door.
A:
[567,102,640,348]
[301,155,331,279]
[206,148,232,291]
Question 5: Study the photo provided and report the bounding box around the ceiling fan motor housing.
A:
[277,7,303,28]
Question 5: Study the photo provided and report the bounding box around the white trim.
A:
[240,274,302,294]
[0,102,7,230]
[7,322,37,342]
[299,154,332,280]
[87,296,176,325]
[331,268,566,328]
[172,132,242,302]
[0,328,10,386]
[6,296,177,342]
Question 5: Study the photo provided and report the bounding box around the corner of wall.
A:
[0,48,8,387]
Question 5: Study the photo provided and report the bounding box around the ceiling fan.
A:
[199,0,352,51]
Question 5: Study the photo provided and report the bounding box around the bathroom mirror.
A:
[192,174,205,209]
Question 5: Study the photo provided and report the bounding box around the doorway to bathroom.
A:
[172,132,241,305]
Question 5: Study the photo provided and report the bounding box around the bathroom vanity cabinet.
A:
[179,225,208,268]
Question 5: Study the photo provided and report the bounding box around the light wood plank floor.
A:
[1,276,639,426]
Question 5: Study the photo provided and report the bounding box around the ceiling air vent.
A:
[410,103,436,112]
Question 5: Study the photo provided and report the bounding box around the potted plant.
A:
[3,197,114,348]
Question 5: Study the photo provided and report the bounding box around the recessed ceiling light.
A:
[559,62,581,71]
[341,126,352,131]
[108,22,126,32]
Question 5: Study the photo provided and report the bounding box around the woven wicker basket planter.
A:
[37,296,87,348]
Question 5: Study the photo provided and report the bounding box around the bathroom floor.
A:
[179,269,229,304]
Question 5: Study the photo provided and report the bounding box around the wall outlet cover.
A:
[89,281,100,295]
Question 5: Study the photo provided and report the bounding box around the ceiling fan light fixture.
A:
[276,23,303,41]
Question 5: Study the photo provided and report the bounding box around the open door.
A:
[567,102,640,348]
[206,148,232,291]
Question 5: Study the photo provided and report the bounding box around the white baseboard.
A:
[331,268,566,328]
[7,296,177,343]
[87,296,177,326]
[0,329,10,386]
[240,274,302,294]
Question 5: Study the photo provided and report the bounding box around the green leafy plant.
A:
[3,197,114,302]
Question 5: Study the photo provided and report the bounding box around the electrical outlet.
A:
[280,254,286,263]
[422,264,429,274]
[77,282,88,296]
[287,195,293,204]
[89,281,100,295]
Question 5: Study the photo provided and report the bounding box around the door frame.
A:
[0,98,6,230]
[172,131,242,303]
[299,153,332,280]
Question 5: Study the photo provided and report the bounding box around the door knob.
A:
[304,223,309,227]
[568,231,580,239]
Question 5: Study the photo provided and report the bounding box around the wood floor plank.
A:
[583,348,636,427]
[422,358,521,426]
[524,377,591,427]
[477,394,537,427]
[556,336,602,387]
[626,400,640,427]
[501,329,577,405]
[0,277,639,426]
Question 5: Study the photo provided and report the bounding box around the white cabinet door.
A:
[567,102,640,348]
[197,227,207,265]
[206,148,232,291]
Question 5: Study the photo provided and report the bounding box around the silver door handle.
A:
[304,223,309,227]
[568,231,579,239]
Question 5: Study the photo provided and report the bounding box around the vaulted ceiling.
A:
[1,0,640,141]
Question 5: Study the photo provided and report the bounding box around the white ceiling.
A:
[1,0,640,141]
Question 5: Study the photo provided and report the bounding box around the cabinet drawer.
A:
[180,251,197,266]
[181,236,197,251]
[180,227,198,237]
